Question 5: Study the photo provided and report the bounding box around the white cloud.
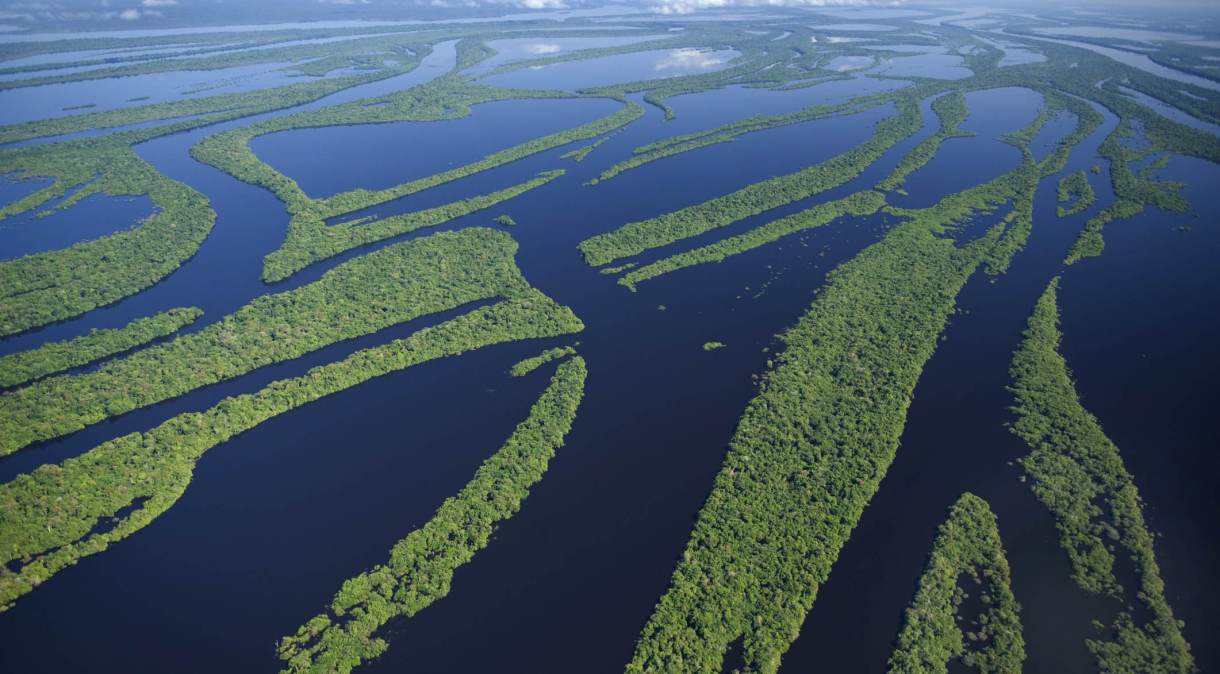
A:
[515,0,566,8]
[651,0,899,16]
[140,0,176,6]
[118,7,140,19]
[654,47,726,70]
[525,42,562,54]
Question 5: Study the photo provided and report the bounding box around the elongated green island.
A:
[624,167,1020,673]
[0,307,201,388]
[0,231,584,611]
[1008,279,1194,672]
[278,355,586,673]
[888,493,1024,674]
[0,229,533,456]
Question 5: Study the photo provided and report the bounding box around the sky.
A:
[0,0,1217,31]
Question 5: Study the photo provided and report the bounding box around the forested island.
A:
[0,1,1216,672]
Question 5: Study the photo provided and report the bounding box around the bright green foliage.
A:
[625,179,1011,674]
[1065,123,1188,265]
[561,134,610,162]
[0,229,531,456]
[0,139,214,336]
[879,91,971,192]
[702,341,726,351]
[0,307,201,388]
[312,98,641,220]
[1008,279,1194,672]
[587,98,882,185]
[0,51,439,335]
[277,356,587,673]
[261,169,565,282]
[579,97,922,267]
[1056,171,1096,218]
[494,214,518,226]
[0,283,583,611]
[510,346,576,377]
[191,83,643,281]
[1065,200,1144,264]
[609,84,1084,288]
[888,493,1024,674]
[619,190,886,289]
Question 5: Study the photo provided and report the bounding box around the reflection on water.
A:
[479,47,739,90]
[0,61,328,125]
[1003,29,1220,92]
[815,23,899,32]
[464,35,667,75]
[1033,25,1203,43]
[826,55,873,72]
[872,52,972,80]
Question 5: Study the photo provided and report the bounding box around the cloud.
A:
[654,47,726,71]
[525,42,562,54]
[650,0,899,16]
[118,7,140,18]
[514,0,567,8]
[140,0,176,5]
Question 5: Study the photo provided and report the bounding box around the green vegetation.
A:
[191,81,643,281]
[625,172,1014,673]
[0,29,423,92]
[579,97,922,268]
[1008,279,1194,672]
[879,92,970,193]
[0,229,533,456]
[494,214,517,227]
[701,341,726,351]
[277,356,586,673]
[619,190,886,290]
[561,134,610,162]
[1064,124,1188,265]
[599,262,637,275]
[888,493,1024,674]
[610,83,1088,288]
[260,169,565,282]
[0,139,214,336]
[0,243,583,611]
[586,98,883,186]
[0,307,201,388]
[0,51,447,335]
[1056,171,1097,218]
[510,346,576,377]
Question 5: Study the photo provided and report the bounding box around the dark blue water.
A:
[1,34,1218,674]
[1056,154,1220,672]
[250,97,620,198]
[0,192,152,260]
[891,87,1042,210]
[781,97,1122,674]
